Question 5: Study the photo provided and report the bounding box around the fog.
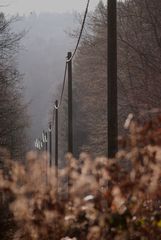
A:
[14,12,76,148]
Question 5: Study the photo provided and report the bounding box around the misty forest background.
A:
[1,0,161,161]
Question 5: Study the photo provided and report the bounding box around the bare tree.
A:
[52,0,161,156]
[0,12,28,160]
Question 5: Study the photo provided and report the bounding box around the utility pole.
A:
[55,100,58,172]
[55,100,59,196]
[45,131,48,184]
[49,122,52,167]
[67,52,73,153]
[45,132,48,153]
[107,0,118,158]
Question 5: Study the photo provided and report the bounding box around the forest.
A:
[72,0,161,155]
[0,13,28,160]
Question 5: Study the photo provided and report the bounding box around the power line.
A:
[35,0,91,158]
[57,0,90,109]
[66,0,90,63]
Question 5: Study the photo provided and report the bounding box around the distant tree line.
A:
[0,13,28,160]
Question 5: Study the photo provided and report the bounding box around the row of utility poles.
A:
[35,0,117,162]
[35,52,73,168]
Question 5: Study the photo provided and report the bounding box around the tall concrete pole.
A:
[67,52,73,154]
[107,0,118,158]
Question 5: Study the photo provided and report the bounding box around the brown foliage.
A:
[0,116,161,239]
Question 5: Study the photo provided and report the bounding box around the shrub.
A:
[0,116,161,239]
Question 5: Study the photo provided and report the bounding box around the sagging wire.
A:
[66,0,90,63]
[56,0,90,109]
[35,0,91,150]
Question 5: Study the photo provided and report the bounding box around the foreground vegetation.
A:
[0,115,161,239]
[0,12,28,159]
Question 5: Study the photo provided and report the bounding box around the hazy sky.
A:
[1,0,104,15]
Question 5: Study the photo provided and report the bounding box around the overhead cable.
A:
[66,0,90,63]
[53,0,90,115]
